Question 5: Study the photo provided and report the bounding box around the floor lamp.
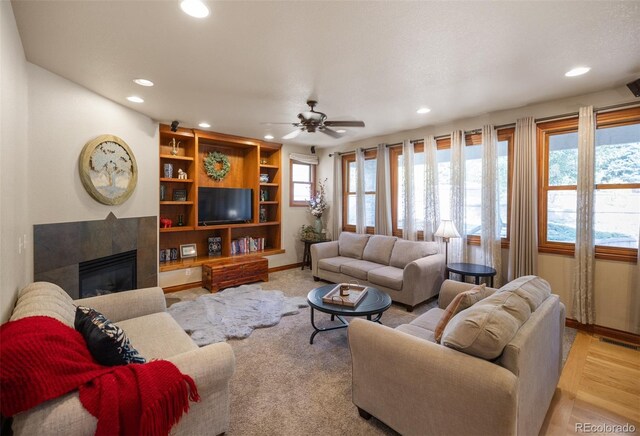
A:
[434,220,460,264]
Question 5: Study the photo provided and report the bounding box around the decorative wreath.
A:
[204,151,231,181]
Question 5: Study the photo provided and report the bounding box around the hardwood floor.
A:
[540,332,640,435]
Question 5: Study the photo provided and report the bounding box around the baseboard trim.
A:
[162,263,303,292]
[268,262,303,273]
[162,281,202,294]
[565,318,640,345]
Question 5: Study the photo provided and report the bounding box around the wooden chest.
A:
[202,257,269,292]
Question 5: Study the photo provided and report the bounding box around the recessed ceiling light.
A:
[181,0,209,18]
[264,134,274,140]
[126,96,144,103]
[198,122,211,128]
[133,78,154,87]
[416,107,431,114]
[336,129,347,133]
[565,67,591,77]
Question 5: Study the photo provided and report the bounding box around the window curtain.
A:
[403,140,417,240]
[375,144,392,235]
[355,148,366,234]
[450,131,466,262]
[572,106,596,325]
[423,135,440,241]
[331,152,342,240]
[481,125,503,287]
[508,117,538,280]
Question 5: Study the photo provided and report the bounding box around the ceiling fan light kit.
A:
[278,100,365,140]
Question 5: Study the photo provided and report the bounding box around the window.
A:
[391,130,513,243]
[290,160,315,206]
[538,107,639,261]
[342,150,377,232]
[391,144,426,235]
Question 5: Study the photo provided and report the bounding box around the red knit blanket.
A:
[0,316,199,436]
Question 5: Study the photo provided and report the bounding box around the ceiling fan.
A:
[271,100,365,140]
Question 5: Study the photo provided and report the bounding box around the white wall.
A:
[27,64,159,226]
[0,1,30,322]
[318,87,640,334]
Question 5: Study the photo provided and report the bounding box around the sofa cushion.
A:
[116,312,198,359]
[368,266,403,290]
[338,232,371,259]
[340,260,384,281]
[10,282,76,327]
[441,291,531,360]
[409,308,445,332]
[434,284,492,343]
[396,324,437,343]
[362,235,397,265]
[75,306,146,366]
[498,275,551,312]
[389,240,439,268]
[318,256,357,273]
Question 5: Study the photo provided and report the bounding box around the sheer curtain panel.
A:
[355,148,366,234]
[375,144,392,235]
[403,140,417,240]
[423,136,440,241]
[331,153,342,240]
[481,125,502,287]
[572,106,596,324]
[450,131,466,262]
[508,117,538,280]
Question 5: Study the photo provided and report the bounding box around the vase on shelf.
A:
[314,216,322,235]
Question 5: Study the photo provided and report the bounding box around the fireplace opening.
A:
[79,250,137,298]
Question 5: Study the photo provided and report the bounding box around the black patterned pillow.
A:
[74,306,146,366]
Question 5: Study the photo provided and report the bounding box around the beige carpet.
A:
[167,269,576,436]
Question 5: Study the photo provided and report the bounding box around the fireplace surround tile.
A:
[34,214,157,298]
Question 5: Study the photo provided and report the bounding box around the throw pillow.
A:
[434,284,489,343]
[75,306,146,366]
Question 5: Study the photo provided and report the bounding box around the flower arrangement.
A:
[309,179,328,218]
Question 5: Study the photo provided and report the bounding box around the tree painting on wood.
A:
[90,141,134,198]
[79,135,138,205]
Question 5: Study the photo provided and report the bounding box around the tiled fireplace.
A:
[34,213,157,299]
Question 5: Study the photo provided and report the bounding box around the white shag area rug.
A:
[168,284,308,346]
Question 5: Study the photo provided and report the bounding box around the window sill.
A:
[538,245,638,263]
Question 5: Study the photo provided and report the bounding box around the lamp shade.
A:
[434,220,460,239]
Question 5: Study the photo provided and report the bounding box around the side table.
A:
[446,262,497,287]
[301,239,328,270]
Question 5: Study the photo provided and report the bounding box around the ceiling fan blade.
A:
[282,129,303,140]
[319,127,342,139]
[261,122,299,125]
[324,120,365,128]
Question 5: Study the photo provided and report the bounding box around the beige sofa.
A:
[311,232,445,311]
[8,282,235,436]
[349,277,565,436]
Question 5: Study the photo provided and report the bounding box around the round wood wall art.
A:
[79,134,138,205]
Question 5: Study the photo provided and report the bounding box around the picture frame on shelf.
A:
[173,189,187,202]
[180,244,197,259]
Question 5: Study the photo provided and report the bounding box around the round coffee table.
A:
[307,284,392,344]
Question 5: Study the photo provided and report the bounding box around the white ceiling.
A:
[11,0,640,146]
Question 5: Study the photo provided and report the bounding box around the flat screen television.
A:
[198,187,253,225]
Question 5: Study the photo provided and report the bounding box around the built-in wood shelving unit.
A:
[158,124,283,273]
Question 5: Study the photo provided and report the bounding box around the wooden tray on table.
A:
[322,283,370,307]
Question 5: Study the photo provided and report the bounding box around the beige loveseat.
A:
[8,282,236,436]
[311,232,445,311]
[349,276,565,436]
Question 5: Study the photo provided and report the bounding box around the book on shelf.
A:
[231,236,266,255]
